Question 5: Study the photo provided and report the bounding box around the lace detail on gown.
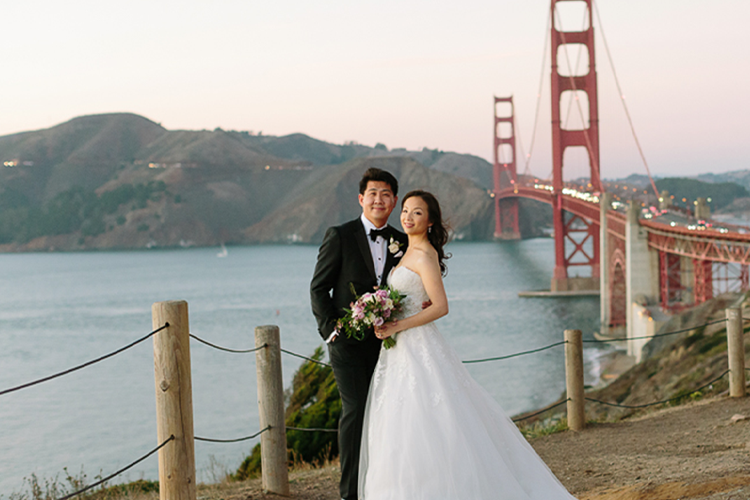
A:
[359,266,577,500]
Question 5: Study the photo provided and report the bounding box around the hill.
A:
[243,156,494,243]
[0,113,511,251]
[655,177,748,211]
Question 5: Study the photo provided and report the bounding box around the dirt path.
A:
[536,395,750,500]
[210,395,750,500]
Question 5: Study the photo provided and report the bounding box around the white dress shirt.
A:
[360,213,388,284]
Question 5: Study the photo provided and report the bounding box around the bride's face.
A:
[400,196,432,236]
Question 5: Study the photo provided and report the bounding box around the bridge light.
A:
[707,197,712,203]
[658,197,664,202]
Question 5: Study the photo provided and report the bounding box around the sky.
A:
[2,0,749,180]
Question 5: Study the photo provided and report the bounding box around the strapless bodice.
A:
[388,266,429,317]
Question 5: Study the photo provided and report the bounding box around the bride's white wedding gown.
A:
[358,266,577,499]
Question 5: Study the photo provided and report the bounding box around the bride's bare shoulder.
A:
[410,245,440,275]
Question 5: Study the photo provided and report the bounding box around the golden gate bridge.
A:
[492,0,750,346]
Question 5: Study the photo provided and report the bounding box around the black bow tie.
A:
[369,228,387,242]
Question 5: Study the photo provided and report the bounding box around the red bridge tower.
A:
[550,0,601,291]
[493,96,521,240]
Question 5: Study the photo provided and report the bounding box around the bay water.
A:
[0,240,606,494]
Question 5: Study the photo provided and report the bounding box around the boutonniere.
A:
[388,237,404,258]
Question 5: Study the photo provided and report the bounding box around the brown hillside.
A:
[0,113,166,202]
[243,156,494,244]
[137,130,283,168]
[0,113,518,251]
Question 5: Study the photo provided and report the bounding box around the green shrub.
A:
[233,347,339,481]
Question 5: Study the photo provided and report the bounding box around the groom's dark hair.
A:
[359,168,399,196]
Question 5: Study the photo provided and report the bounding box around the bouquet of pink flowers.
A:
[336,284,406,349]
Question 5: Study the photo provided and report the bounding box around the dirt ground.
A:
[210,395,750,500]
[536,395,750,500]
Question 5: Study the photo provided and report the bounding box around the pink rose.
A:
[373,317,384,327]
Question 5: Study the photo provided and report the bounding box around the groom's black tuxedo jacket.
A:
[311,218,407,343]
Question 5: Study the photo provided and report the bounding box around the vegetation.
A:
[2,467,158,500]
[518,416,568,439]
[233,347,340,480]
[655,177,748,211]
[0,182,167,244]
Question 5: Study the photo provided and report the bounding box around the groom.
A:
[310,167,407,500]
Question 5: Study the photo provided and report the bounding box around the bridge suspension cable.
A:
[593,0,659,200]
[515,113,528,178]
[524,9,551,179]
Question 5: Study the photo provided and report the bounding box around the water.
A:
[0,240,606,494]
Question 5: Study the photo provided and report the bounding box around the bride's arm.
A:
[376,251,448,337]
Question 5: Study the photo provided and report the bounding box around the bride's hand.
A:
[375,320,399,339]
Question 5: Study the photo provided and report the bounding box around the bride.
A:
[359,190,577,500]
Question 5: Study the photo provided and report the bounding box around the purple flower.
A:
[373,317,384,327]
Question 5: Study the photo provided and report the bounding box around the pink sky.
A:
[2,0,748,180]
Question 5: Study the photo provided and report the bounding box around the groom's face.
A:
[359,181,397,228]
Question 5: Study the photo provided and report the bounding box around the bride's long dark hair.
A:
[402,190,451,275]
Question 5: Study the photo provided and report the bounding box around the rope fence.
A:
[463,340,567,364]
[5,303,747,500]
[190,333,267,353]
[189,316,735,369]
[195,425,337,446]
[585,370,731,410]
[287,425,338,433]
[0,324,168,397]
[55,435,174,500]
[583,318,729,344]
[195,426,271,443]
[280,347,331,367]
[512,399,570,423]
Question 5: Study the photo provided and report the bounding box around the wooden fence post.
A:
[255,325,289,495]
[152,301,196,500]
[565,329,586,431]
[726,308,746,398]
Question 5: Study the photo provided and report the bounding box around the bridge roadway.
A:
[498,182,750,351]
[497,183,750,264]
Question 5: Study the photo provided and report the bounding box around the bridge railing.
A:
[1,302,746,499]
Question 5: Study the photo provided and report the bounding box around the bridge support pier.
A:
[599,193,612,336]
[625,202,659,352]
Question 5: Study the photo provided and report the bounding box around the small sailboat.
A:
[217,243,228,258]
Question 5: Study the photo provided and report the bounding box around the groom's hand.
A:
[422,300,432,310]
